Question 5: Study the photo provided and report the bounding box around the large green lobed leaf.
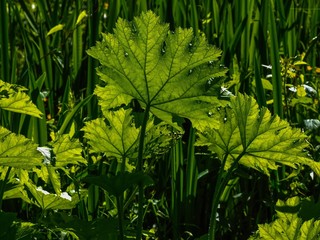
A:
[197,93,320,176]
[87,11,227,131]
[0,79,42,118]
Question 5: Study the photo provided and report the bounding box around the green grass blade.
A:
[254,54,267,107]
[185,127,198,223]
[170,139,183,239]
[58,94,93,135]
[0,0,10,82]
[268,0,283,118]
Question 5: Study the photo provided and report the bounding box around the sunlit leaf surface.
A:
[0,79,42,118]
[87,11,227,131]
[198,93,320,176]
[82,108,140,159]
[53,135,87,167]
[83,108,173,161]
[0,127,43,169]
[25,182,80,210]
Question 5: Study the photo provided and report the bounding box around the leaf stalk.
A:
[208,151,245,240]
[136,104,150,240]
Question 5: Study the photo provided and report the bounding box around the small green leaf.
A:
[75,10,87,25]
[0,79,42,118]
[197,93,320,176]
[82,108,140,159]
[53,135,87,167]
[47,24,64,36]
[82,108,173,161]
[0,127,43,169]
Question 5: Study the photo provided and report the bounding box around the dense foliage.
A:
[0,1,320,239]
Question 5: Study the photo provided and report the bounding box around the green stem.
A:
[117,156,126,239]
[116,195,124,240]
[136,105,150,240]
[0,0,9,82]
[0,167,12,210]
[208,152,245,240]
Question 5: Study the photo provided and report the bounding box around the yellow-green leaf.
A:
[87,11,227,131]
[0,127,43,169]
[75,10,87,25]
[25,182,80,210]
[297,85,307,97]
[53,135,87,167]
[82,108,140,159]
[82,108,173,162]
[47,24,64,36]
[197,93,320,176]
[0,79,42,118]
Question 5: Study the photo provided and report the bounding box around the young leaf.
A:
[197,93,320,176]
[53,135,87,167]
[82,108,140,159]
[87,11,227,131]
[0,127,43,169]
[0,79,42,118]
[82,108,173,161]
[75,10,87,25]
[46,24,64,36]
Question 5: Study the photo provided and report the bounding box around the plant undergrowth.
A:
[0,1,320,240]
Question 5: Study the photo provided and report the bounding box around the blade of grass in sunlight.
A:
[268,0,283,118]
[72,1,84,82]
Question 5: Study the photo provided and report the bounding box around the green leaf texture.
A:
[197,93,320,176]
[82,108,140,159]
[251,197,320,240]
[82,108,173,160]
[87,11,227,131]
[25,181,80,210]
[0,127,43,169]
[0,79,42,118]
[53,135,87,167]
